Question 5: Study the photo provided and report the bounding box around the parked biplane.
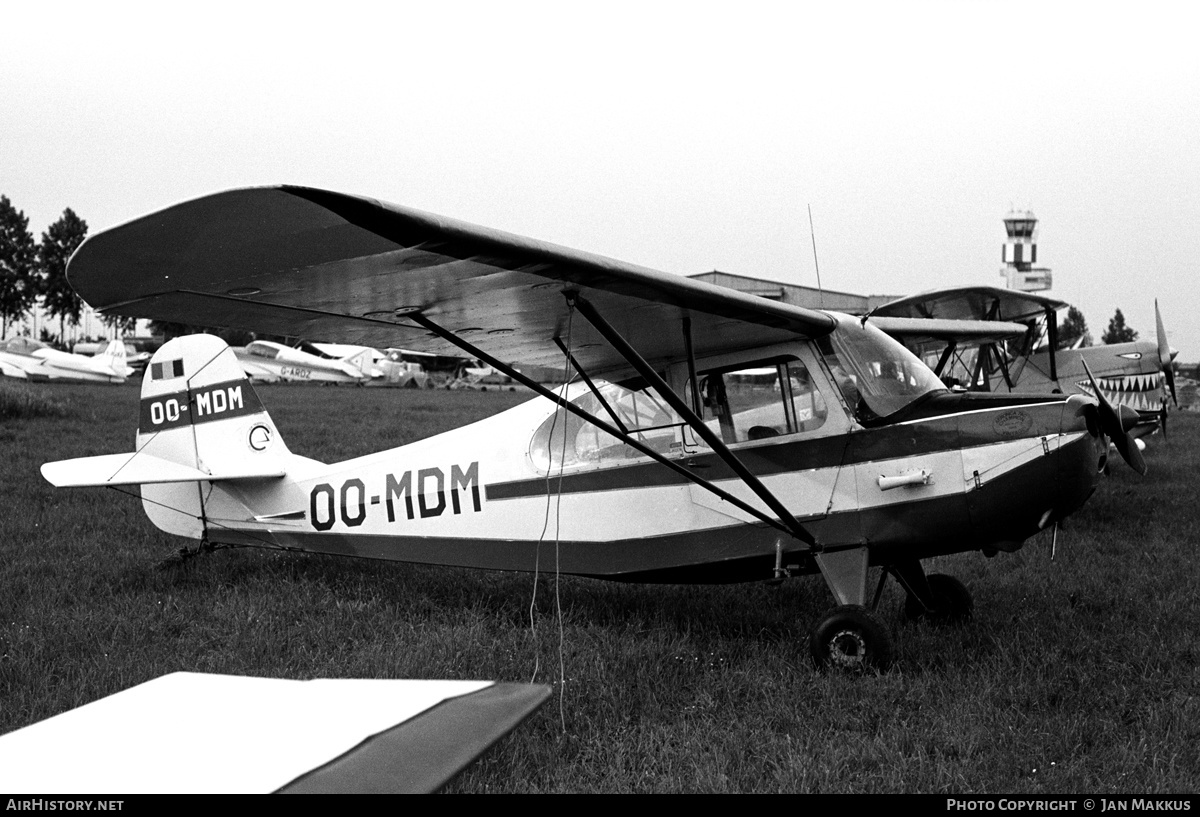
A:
[41,186,1144,669]
[871,286,1177,444]
[0,336,132,383]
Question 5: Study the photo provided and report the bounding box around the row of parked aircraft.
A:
[3,294,1176,420]
[0,336,134,383]
[0,331,509,390]
[35,185,1177,672]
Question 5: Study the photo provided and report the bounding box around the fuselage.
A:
[997,338,1168,438]
[167,321,1104,583]
[234,340,381,384]
[0,337,130,383]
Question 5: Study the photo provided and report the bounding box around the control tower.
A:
[1000,210,1052,292]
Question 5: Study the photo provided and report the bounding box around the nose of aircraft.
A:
[1047,394,1107,521]
[1156,300,1177,407]
[1082,360,1148,475]
[1062,394,1108,473]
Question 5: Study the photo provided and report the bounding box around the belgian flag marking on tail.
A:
[150,359,185,380]
[139,378,265,432]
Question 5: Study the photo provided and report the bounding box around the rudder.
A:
[138,334,293,537]
[98,339,130,380]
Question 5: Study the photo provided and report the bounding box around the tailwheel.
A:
[809,605,894,671]
[902,573,973,624]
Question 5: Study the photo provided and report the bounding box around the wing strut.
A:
[1044,306,1059,385]
[407,313,816,547]
[569,294,818,549]
[552,337,629,435]
[933,341,957,377]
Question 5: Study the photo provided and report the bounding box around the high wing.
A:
[871,285,1066,323]
[68,186,835,375]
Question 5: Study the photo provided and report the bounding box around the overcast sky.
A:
[4,1,1197,359]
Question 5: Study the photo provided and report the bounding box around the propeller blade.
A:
[1156,299,1178,406]
[1083,359,1147,475]
[1160,404,1169,440]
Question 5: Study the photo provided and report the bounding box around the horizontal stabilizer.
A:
[41,453,285,487]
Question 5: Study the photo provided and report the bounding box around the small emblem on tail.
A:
[150,359,185,380]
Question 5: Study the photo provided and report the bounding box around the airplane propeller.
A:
[1156,299,1178,407]
[1083,359,1147,475]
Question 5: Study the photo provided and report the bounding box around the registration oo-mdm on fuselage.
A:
[41,186,1141,670]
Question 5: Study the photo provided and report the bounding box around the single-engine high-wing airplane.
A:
[235,338,382,384]
[0,336,132,383]
[41,186,1143,670]
[870,286,1177,444]
[307,341,431,387]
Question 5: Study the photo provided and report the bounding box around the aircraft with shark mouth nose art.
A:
[869,286,1178,446]
[39,186,1144,670]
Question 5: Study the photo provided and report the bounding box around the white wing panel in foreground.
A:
[0,673,550,794]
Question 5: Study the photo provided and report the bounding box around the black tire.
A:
[809,605,894,671]
[903,573,973,624]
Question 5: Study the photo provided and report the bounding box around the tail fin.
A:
[344,348,377,380]
[97,339,130,378]
[43,334,293,487]
[43,334,300,538]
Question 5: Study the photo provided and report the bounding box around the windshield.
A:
[818,316,946,423]
[1,337,47,354]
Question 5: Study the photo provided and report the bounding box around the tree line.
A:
[0,194,135,346]
[1057,305,1139,349]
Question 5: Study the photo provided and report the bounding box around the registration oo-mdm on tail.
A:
[41,186,1143,670]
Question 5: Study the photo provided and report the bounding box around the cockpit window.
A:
[818,316,945,423]
[529,379,685,471]
[692,358,828,444]
[246,342,280,360]
[1,337,46,354]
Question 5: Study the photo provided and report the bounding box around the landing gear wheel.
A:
[903,573,973,624]
[809,605,894,671]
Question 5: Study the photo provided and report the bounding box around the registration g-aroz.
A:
[42,187,1143,670]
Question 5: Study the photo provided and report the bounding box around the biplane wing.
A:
[871,286,1173,446]
[0,673,550,793]
[69,186,835,375]
[869,316,1031,348]
[871,285,1067,323]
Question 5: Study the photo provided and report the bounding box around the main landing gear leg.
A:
[809,547,894,671]
[892,559,974,624]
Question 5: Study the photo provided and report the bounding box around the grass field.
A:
[2,379,1198,793]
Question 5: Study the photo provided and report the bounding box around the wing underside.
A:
[870,316,1031,347]
[871,285,1066,323]
[68,186,836,375]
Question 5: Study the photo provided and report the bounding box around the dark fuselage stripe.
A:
[484,401,1067,501]
[211,431,1098,581]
